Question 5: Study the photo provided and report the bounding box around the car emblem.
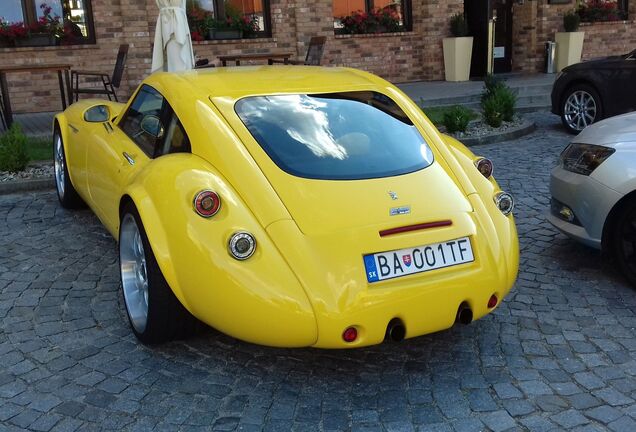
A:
[390,206,411,216]
[402,254,412,267]
[388,191,398,200]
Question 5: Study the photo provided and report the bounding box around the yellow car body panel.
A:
[55,66,519,348]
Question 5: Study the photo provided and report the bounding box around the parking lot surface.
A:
[1,112,636,431]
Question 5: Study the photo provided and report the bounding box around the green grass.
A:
[421,105,478,127]
[26,136,53,161]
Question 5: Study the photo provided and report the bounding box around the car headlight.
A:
[559,143,615,176]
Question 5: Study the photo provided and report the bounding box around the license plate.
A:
[363,237,474,283]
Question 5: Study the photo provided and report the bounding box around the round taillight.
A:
[475,157,494,178]
[494,191,514,216]
[488,294,498,308]
[228,231,256,260]
[193,190,221,218]
[342,327,358,343]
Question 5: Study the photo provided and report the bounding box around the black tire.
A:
[560,83,603,134]
[612,199,636,287]
[53,129,84,209]
[119,202,197,344]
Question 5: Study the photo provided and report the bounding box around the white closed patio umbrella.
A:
[151,0,195,73]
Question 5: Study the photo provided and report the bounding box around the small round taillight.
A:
[475,157,494,178]
[342,327,358,343]
[228,231,256,260]
[488,294,498,308]
[494,191,514,216]
[193,190,221,218]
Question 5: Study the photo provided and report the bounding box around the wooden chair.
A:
[271,36,327,66]
[72,44,129,102]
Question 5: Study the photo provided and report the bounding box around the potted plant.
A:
[555,10,584,72]
[442,12,473,82]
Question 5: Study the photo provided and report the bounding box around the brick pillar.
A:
[512,0,538,73]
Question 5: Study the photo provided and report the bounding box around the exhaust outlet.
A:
[456,303,473,325]
[385,318,406,342]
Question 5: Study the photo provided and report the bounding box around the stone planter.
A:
[209,29,242,40]
[15,33,56,47]
[555,31,584,72]
[442,37,473,82]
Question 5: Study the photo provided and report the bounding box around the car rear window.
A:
[234,91,434,180]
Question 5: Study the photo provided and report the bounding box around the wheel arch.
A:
[601,189,636,252]
[118,188,190,311]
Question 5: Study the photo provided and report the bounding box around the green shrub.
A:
[481,74,505,103]
[563,10,581,32]
[0,123,30,172]
[442,105,472,133]
[480,77,517,126]
[450,13,469,37]
[482,96,503,128]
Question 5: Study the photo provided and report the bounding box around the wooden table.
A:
[218,53,294,66]
[0,64,72,128]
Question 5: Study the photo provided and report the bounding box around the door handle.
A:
[122,152,135,166]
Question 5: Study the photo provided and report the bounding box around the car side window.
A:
[157,115,191,156]
[119,85,167,156]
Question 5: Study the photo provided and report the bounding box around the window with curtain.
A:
[0,0,95,46]
[333,0,411,34]
[186,0,271,39]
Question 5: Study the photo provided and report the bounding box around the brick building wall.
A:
[0,0,634,114]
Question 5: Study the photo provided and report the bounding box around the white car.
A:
[548,111,636,285]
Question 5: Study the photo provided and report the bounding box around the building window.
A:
[333,0,412,34]
[0,0,95,46]
[186,0,271,40]
[577,0,629,22]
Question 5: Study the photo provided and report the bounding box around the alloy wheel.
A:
[120,214,149,333]
[563,90,597,132]
[54,135,65,198]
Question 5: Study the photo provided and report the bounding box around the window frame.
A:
[333,0,413,34]
[1,0,96,46]
[118,84,191,159]
[187,0,272,39]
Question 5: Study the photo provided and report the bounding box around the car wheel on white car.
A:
[53,129,84,209]
[561,84,603,134]
[119,202,197,344]
[613,199,636,287]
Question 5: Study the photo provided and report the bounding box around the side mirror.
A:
[140,115,164,138]
[84,105,110,122]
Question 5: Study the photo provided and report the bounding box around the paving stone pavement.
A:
[1,111,636,431]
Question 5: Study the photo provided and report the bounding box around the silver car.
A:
[548,111,636,285]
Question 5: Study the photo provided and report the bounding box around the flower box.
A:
[209,29,243,40]
[15,33,56,47]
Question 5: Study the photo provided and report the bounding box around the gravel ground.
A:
[0,163,54,183]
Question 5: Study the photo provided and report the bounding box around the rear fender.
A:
[121,154,317,347]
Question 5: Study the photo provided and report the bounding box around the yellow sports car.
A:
[53,67,519,348]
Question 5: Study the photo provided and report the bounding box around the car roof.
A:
[145,66,387,100]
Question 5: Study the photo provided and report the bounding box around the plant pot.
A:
[442,36,473,82]
[555,31,584,72]
[209,29,242,40]
[15,33,56,47]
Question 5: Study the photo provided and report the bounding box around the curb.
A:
[460,120,537,147]
[0,177,54,195]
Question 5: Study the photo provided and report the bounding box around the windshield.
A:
[234,91,434,180]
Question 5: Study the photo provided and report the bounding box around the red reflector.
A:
[475,158,494,178]
[342,327,358,343]
[193,190,221,218]
[379,220,452,237]
[488,295,498,308]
